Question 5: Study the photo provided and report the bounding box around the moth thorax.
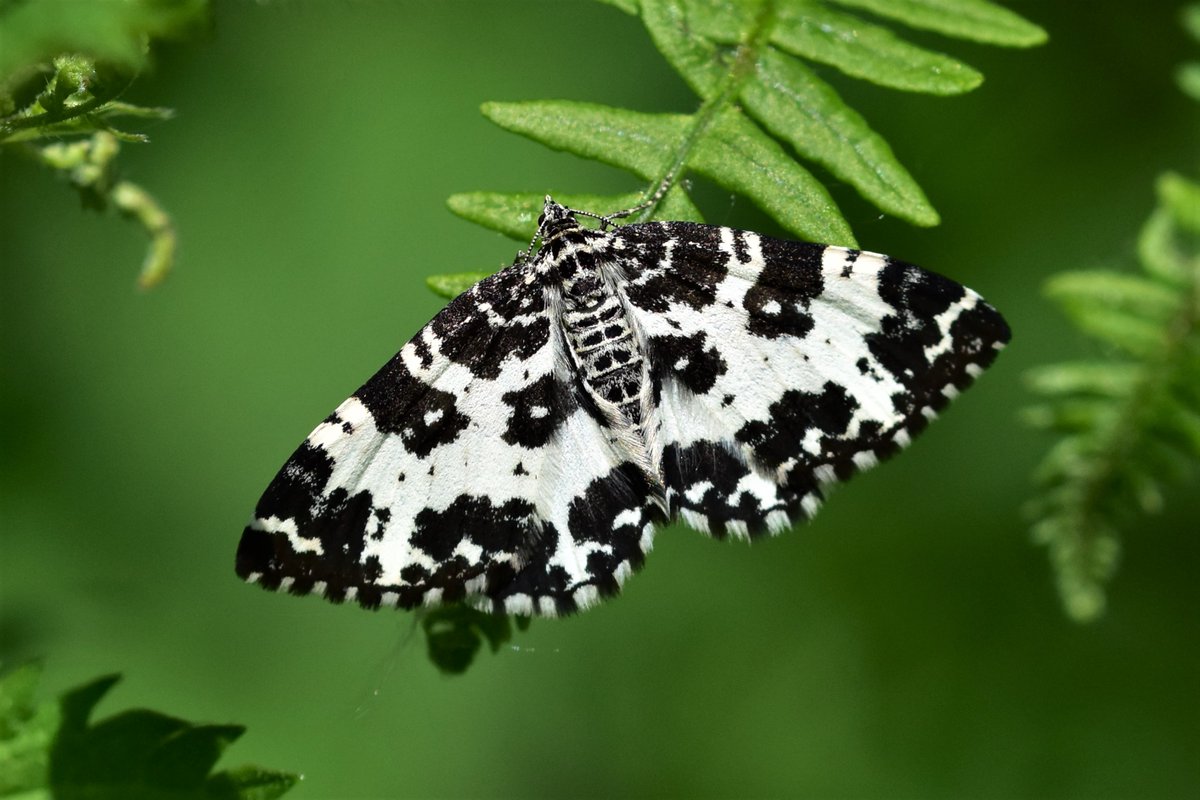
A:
[562,274,646,427]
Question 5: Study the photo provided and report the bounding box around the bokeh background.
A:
[2,1,1198,797]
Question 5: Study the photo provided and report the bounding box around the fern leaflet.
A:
[1025,173,1200,621]
[435,0,1045,296]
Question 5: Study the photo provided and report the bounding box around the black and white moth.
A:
[236,197,1010,617]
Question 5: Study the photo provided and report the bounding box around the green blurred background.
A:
[2,1,1198,797]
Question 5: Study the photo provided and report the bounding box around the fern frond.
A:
[1026,173,1200,621]
[0,1,209,288]
[443,0,1044,269]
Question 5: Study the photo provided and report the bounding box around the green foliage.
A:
[1180,4,1200,101]
[0,664,297,800]
[1025,173,1200,622]
[0,664,59,798]
[431,0,1043,667]
[422,606,532,675]
[0,0,206,82]
[442,0,1045,288]
[0,0,208,288]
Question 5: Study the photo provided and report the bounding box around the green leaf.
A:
[693,107,855,244]
[482,99,684,181]
[205,767,298,800]
[1025,362,1141,398]
[593,0,640,14]
[425,272,492,300]
[638,0,726,99]
[824,0,1047,47]
[743,48,938,225]
[1025,166,1200,624]
[1022,399,1119,433]
[1138,207,1192,284]
[770,1,983,95]
[422,606,526,675]
[0,0,209,85]
[447,189,703,241]
[1046,271,1181,323]
[47,674,298,800]
[1054,307,1167,358]
[1157,172,1200,235]
[436,188,705,298]
[1178,62,1200,102]
[1183,3,1200,42]
[483,99,853,244]
[0,664,59,797]
[0,666,299,799]
[463,0,1044,271]
[1157,401,1200,459]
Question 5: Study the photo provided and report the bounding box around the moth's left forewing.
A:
[239,258,666,618]
[613,222,1009,539]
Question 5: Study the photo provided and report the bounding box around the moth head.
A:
[537,196,578,237]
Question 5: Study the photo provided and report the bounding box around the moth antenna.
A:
[600,176,674,228]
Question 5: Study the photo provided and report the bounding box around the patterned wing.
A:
[236,262,661,617]
[611,221,1010,538]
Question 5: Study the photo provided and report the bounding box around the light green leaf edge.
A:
[771,2,983,95]
[593,0,640,14]
[825,0,1048,47]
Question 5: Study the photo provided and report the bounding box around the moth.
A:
[237,197,1010,617]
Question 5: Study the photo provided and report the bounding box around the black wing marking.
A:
[613,221,1010,538]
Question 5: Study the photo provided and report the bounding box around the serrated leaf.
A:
[471,0,1045,269]
[483,99,852,243]
[694,107,855,244]
[643,0,937,224]
[824,0,1047,47]
[769,1,982,95]
[206,767,299,800]
[46,674,297,800]
[483,100,685,180]
[744,48,938,225]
